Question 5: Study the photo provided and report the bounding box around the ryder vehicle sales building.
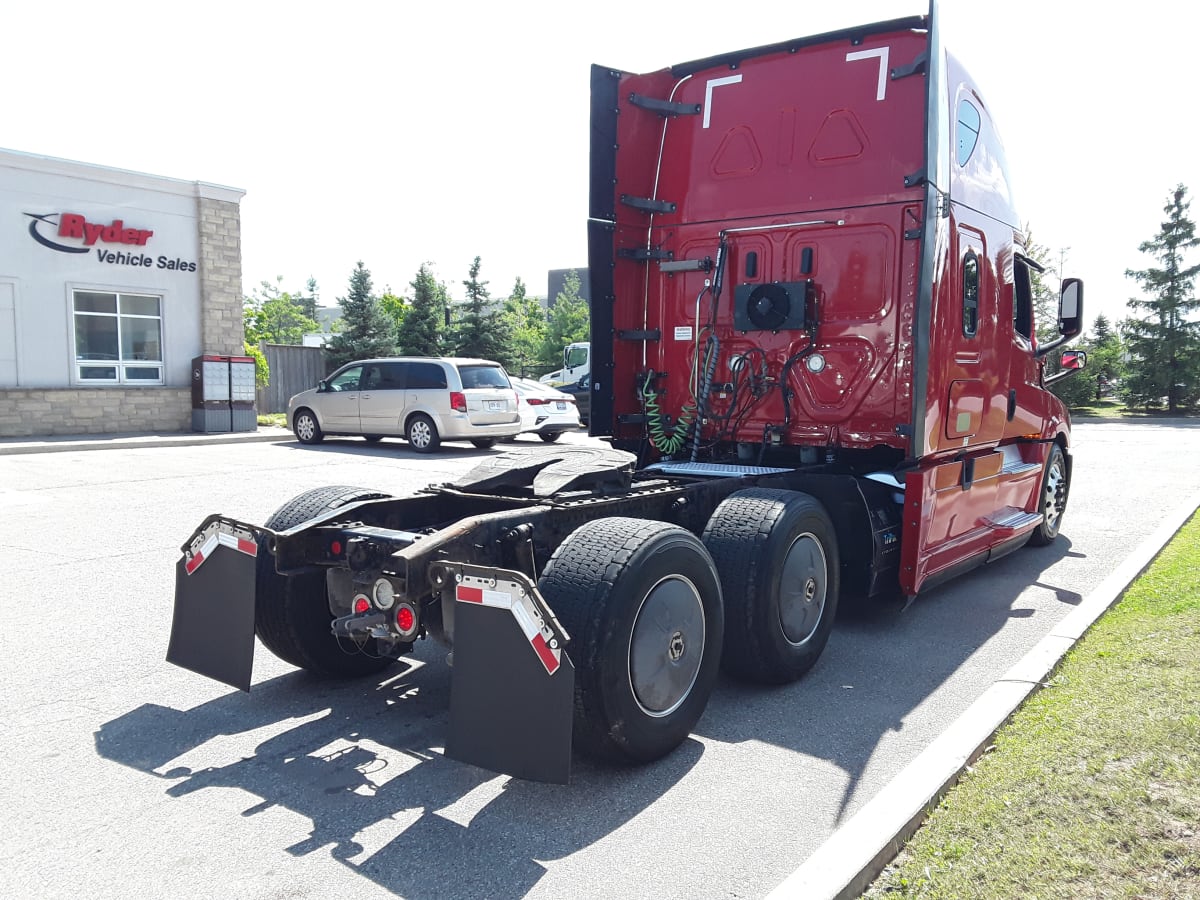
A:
[0,148,246,437]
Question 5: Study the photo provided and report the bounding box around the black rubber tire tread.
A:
[470,438,496,448]
[363,435,383,443]
[703,488,839,684]
[293,408,324,445]
[1027,443,1068,547]
[538,432,563,443]
[537,517,723,765]
[254,485,397,678]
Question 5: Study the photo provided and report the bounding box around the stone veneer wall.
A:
[197,195,245,356]
[0,388,191,436]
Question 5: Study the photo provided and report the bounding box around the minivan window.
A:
[362,362,406,390]
[407,362,448,390]
[328,365,363,392]
[458,365,509,389]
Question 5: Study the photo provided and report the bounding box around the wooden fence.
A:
[256,343,328,414]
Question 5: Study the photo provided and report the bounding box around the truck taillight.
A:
[395,602,418,638]
[353,595,371,614]
[450,391,467,413]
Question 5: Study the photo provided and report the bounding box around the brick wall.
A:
[0,388,192,436]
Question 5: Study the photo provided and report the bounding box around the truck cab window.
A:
[956,100,981,166]
[1013,258,1034,341]
[962,251,979,337]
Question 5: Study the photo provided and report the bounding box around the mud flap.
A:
[444,567,575,784]
[166,520,260,692]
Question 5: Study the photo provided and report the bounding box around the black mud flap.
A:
[444,566,575,784]
[166,519,261,692]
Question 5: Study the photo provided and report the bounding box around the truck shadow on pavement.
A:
[95,647,701,899]
[95,538,1076,897]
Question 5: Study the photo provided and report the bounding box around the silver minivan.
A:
[288,357,521,452]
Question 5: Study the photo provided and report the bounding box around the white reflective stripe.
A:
[197,533,219,560]
[217,532,246,553]
[509,596,539,641]
[480,588,511,609]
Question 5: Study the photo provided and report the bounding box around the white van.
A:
[288,357,521,452]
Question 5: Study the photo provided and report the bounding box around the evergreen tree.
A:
[324,261,396,370]
[1022,224,1059,344]
[396,262,445,356]
[1086,314,1126,403]
[498,276,548,376]
[451,256,509,360]
[541,269,590,370]
[1123,185,1200,412]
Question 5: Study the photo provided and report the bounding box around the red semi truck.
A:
[168,4,1085,784]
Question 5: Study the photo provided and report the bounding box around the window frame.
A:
[71,288,165,385]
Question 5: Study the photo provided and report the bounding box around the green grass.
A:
[863,513,1200,899]
[1069,398,1131,418]
[256,413,287,428]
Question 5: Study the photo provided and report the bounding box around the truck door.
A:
[1003,254,1044,438]
[942,226,1005,450]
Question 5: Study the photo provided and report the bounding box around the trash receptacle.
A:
[191,355,231,433]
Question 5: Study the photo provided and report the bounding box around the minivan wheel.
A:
[293,409,324,445]
[406,414,440,453]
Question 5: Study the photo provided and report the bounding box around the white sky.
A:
[5,1,1196,328]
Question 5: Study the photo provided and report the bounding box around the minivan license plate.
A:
[487,401,504,411]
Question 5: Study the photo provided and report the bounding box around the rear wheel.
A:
[703,488,839,684]
[539,432,563,443]
[537,517,724,764]
[406,414,440,453]
[1028,443,1069,546]
[292,409,323,445]
[255,485,397,678]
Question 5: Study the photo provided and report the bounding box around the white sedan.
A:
[510,376,582,442]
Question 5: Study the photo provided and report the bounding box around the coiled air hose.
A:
[641,372,695,456]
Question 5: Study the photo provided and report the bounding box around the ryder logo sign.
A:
[24,211,197,272]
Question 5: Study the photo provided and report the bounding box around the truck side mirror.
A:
[1061,349,1086,370]
[1037,278,1085,357]
[1058,279,1084,341]
[1045,349,1087,386]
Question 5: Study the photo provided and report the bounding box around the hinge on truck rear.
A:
[891,52,927,79]
[628,93,702,117]
[619,247,675,262]
[620,194,677,214]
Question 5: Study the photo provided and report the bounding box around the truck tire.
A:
[1027,443,1068,547]
[702,488,839,684]
[537,517,724,764]
[255,485,396,678]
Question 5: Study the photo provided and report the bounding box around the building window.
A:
[73,290,163,384]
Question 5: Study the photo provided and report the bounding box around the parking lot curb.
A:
[766,490,1200,900]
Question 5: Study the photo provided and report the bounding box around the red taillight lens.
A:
[353,595,371,614]
[396,606,415,631]
[526,397,548,405]
[450,391,467,413]
[330,540,343,556]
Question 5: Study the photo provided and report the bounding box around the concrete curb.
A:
[0,429,293,455]
[768,490,1200,900]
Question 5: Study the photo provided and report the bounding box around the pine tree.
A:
[324,261,396,370]
[498,277,548,376]
[451,256,509,360]
[396,262,444,357]
[541,269,590,369]
[1123,185,1200,412]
